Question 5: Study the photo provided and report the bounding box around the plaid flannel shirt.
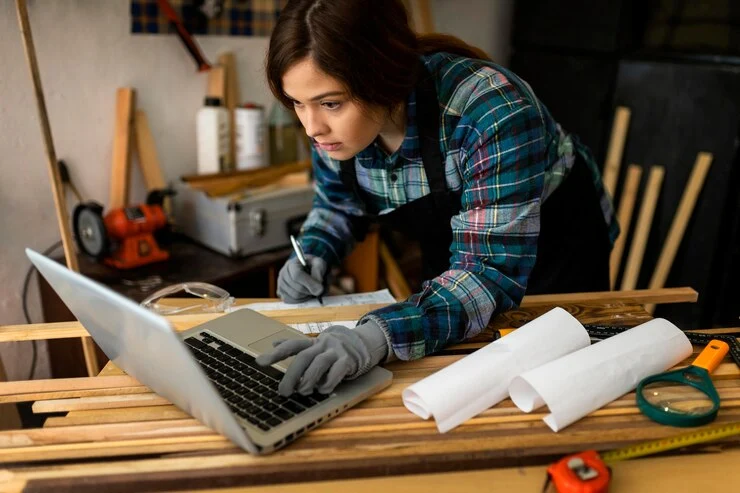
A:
[298,52,618,361]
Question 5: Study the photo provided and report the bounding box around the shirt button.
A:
[390,173,398,182]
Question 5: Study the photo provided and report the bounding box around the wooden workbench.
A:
[1,288,739,492]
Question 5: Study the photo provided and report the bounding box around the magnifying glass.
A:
[636,339,729,427]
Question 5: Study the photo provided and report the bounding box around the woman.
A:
[256,0,619,397]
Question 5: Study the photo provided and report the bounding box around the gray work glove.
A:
[277,255,327,304]
[255,320,389,396]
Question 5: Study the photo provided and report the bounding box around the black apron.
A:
[339,66,611,295]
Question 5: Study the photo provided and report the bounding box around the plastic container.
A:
[196,96,229,174]
[235,103,267,170]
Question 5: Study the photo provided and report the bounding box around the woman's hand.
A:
[256,322,388,396]
[276,255,327,303]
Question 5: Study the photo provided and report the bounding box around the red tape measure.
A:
[544,450,610,493]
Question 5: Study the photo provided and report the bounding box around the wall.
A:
[0,0,512,380]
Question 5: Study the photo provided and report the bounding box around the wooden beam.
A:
[218,52,239,171]
[646,153,712,314]
[206,65,225,101]
[380,240,412,300]
[16,0,99,377]
[610,164,642,289]
[0,288,699,343]
[519,287,697,307]
[133,110,166,190]
[621,166,664,291]
[602,106,631,199]
[108,87,136,209]
[342,231,380,293]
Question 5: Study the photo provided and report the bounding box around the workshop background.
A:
[0,0,513,381]
[2,0,740,384]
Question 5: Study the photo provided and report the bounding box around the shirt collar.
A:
[358,88,422,168]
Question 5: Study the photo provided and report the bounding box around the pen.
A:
[289,235,323,304]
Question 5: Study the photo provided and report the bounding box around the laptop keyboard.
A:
[184,332,330,432]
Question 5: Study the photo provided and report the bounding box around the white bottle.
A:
[196,97,229,175]
[235,104,267,170]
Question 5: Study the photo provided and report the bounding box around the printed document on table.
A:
[227,289,396,312]
[288,320,358,335]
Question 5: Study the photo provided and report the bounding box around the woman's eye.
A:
[322,101,340,110]
[291,100,304,108]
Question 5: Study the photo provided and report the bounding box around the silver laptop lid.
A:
[26,248,257,454]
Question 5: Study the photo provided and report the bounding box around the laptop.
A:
[27,248,393,455]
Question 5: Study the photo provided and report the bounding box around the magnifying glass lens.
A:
[640,380,716,416]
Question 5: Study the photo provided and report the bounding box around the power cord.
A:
[21,241,63,380]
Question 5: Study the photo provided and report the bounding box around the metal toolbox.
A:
[172,180,313,258]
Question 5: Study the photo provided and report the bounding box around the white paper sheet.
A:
[287,320,358,334]
[401,307,590,433]
[227,289,396,312]
[508,318,692,432]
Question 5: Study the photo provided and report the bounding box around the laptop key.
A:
[185,337,208,349]
[257,422,271,431]
[266,417,282,427]
[255,411,272,421]
[274,407,294,420]
[283,400,306,414]
[290,394,316,408]
[263,402,279,412]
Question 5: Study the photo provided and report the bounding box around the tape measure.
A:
[544,422,740,492]
[583,324,740,369]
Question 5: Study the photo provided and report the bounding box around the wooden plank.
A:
[6,446,740,492]
[519,287,697,306]
[44,405,188,427]
[3,408,740,468]
[602,106,631,198]
[0,386,150,405]
[218,52,239,171]
[16,0,99,377]
[0,358,21,430]
[0,419,211,447]
[621,166,665,291]
[206,65,225,101]
[609,164,642,288]
[133,110,166,190]
[646,153,712,313]
[32,393,169,414]
[0,290,696,343]
[108,87,136,209]
[0,376,139,397]
[342,230,379,293]
[183,160,310,196]
[380,240,412,300]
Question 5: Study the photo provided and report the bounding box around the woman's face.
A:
[282,57,385,160]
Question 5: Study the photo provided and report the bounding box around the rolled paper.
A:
[508,318,692,432]
[402,307,590,433]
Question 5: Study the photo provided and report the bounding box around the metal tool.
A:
[73,191,173,270]
[544,421,740,492]
[636,340,729,427]
[156,0,211,72]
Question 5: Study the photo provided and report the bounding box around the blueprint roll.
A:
[508,318,692,432]
[401,307,591,433]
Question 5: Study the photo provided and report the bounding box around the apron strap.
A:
[415,62,447,196]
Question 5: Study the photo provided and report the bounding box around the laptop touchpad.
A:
[248,330,307,369]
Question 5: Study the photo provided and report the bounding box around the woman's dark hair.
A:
[266,0,491,112]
